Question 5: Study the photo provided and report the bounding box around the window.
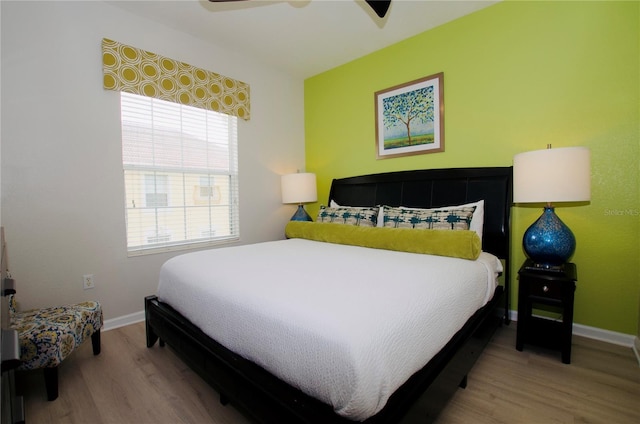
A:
[144,174,168,208]
[121,92,239,255]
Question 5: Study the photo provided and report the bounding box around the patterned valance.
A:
[102,38,250,120]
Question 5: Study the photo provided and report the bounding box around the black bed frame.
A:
[145,166,513,424]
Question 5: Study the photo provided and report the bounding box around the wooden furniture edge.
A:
[144,166,513,423]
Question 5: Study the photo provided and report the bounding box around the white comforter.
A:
[157,238,502,421]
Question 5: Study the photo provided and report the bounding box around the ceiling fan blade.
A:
[208,0,391,19]
[365,0,391,18]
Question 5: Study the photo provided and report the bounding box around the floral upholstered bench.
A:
[8,294,103,401]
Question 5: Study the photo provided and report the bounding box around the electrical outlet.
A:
[83,274,95,290]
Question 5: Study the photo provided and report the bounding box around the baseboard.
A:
[508,309,636,348]
[103,310,145,332]
[633,337,640,366]
[572,322,636,348]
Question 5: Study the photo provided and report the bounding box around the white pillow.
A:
[453,200,484,240]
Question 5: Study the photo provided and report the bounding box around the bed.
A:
[145,166,513,423]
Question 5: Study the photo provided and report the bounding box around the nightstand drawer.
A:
[526,279,562,299]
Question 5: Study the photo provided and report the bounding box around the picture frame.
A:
[375,72,444,159]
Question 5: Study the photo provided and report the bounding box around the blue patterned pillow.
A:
[382,206,476,230]
[317,206,378,227]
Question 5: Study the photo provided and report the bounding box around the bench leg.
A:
[91,330,101,355]
[44,367,58,401]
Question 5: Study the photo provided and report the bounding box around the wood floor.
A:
[16,322,640,423]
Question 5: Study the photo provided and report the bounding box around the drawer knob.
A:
[543,285,549,292]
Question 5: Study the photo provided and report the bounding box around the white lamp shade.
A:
[281,173,317,204]
[513,146,591,203]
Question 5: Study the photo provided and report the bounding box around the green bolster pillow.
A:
[285,222,481,260]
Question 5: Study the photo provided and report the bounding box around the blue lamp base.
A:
[290,204,312,222]
[523,206,576,269]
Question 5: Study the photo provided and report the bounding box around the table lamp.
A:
[513,145,591,270]
[281,172,317,221]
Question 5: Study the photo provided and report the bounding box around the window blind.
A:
[121,92,239,255]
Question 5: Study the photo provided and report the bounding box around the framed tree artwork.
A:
[375,72,444,159]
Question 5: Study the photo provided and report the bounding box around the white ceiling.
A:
[108,0,498,79]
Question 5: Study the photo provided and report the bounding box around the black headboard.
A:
[328,167,513,260]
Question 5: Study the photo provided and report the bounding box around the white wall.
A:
[0,1,305,321]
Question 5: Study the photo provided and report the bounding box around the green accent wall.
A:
[304,1,639,335]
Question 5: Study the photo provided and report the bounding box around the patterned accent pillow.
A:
[382,206,476,230]
[317,206,379,227]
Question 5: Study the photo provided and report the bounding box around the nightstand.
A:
[516,260,577,364]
